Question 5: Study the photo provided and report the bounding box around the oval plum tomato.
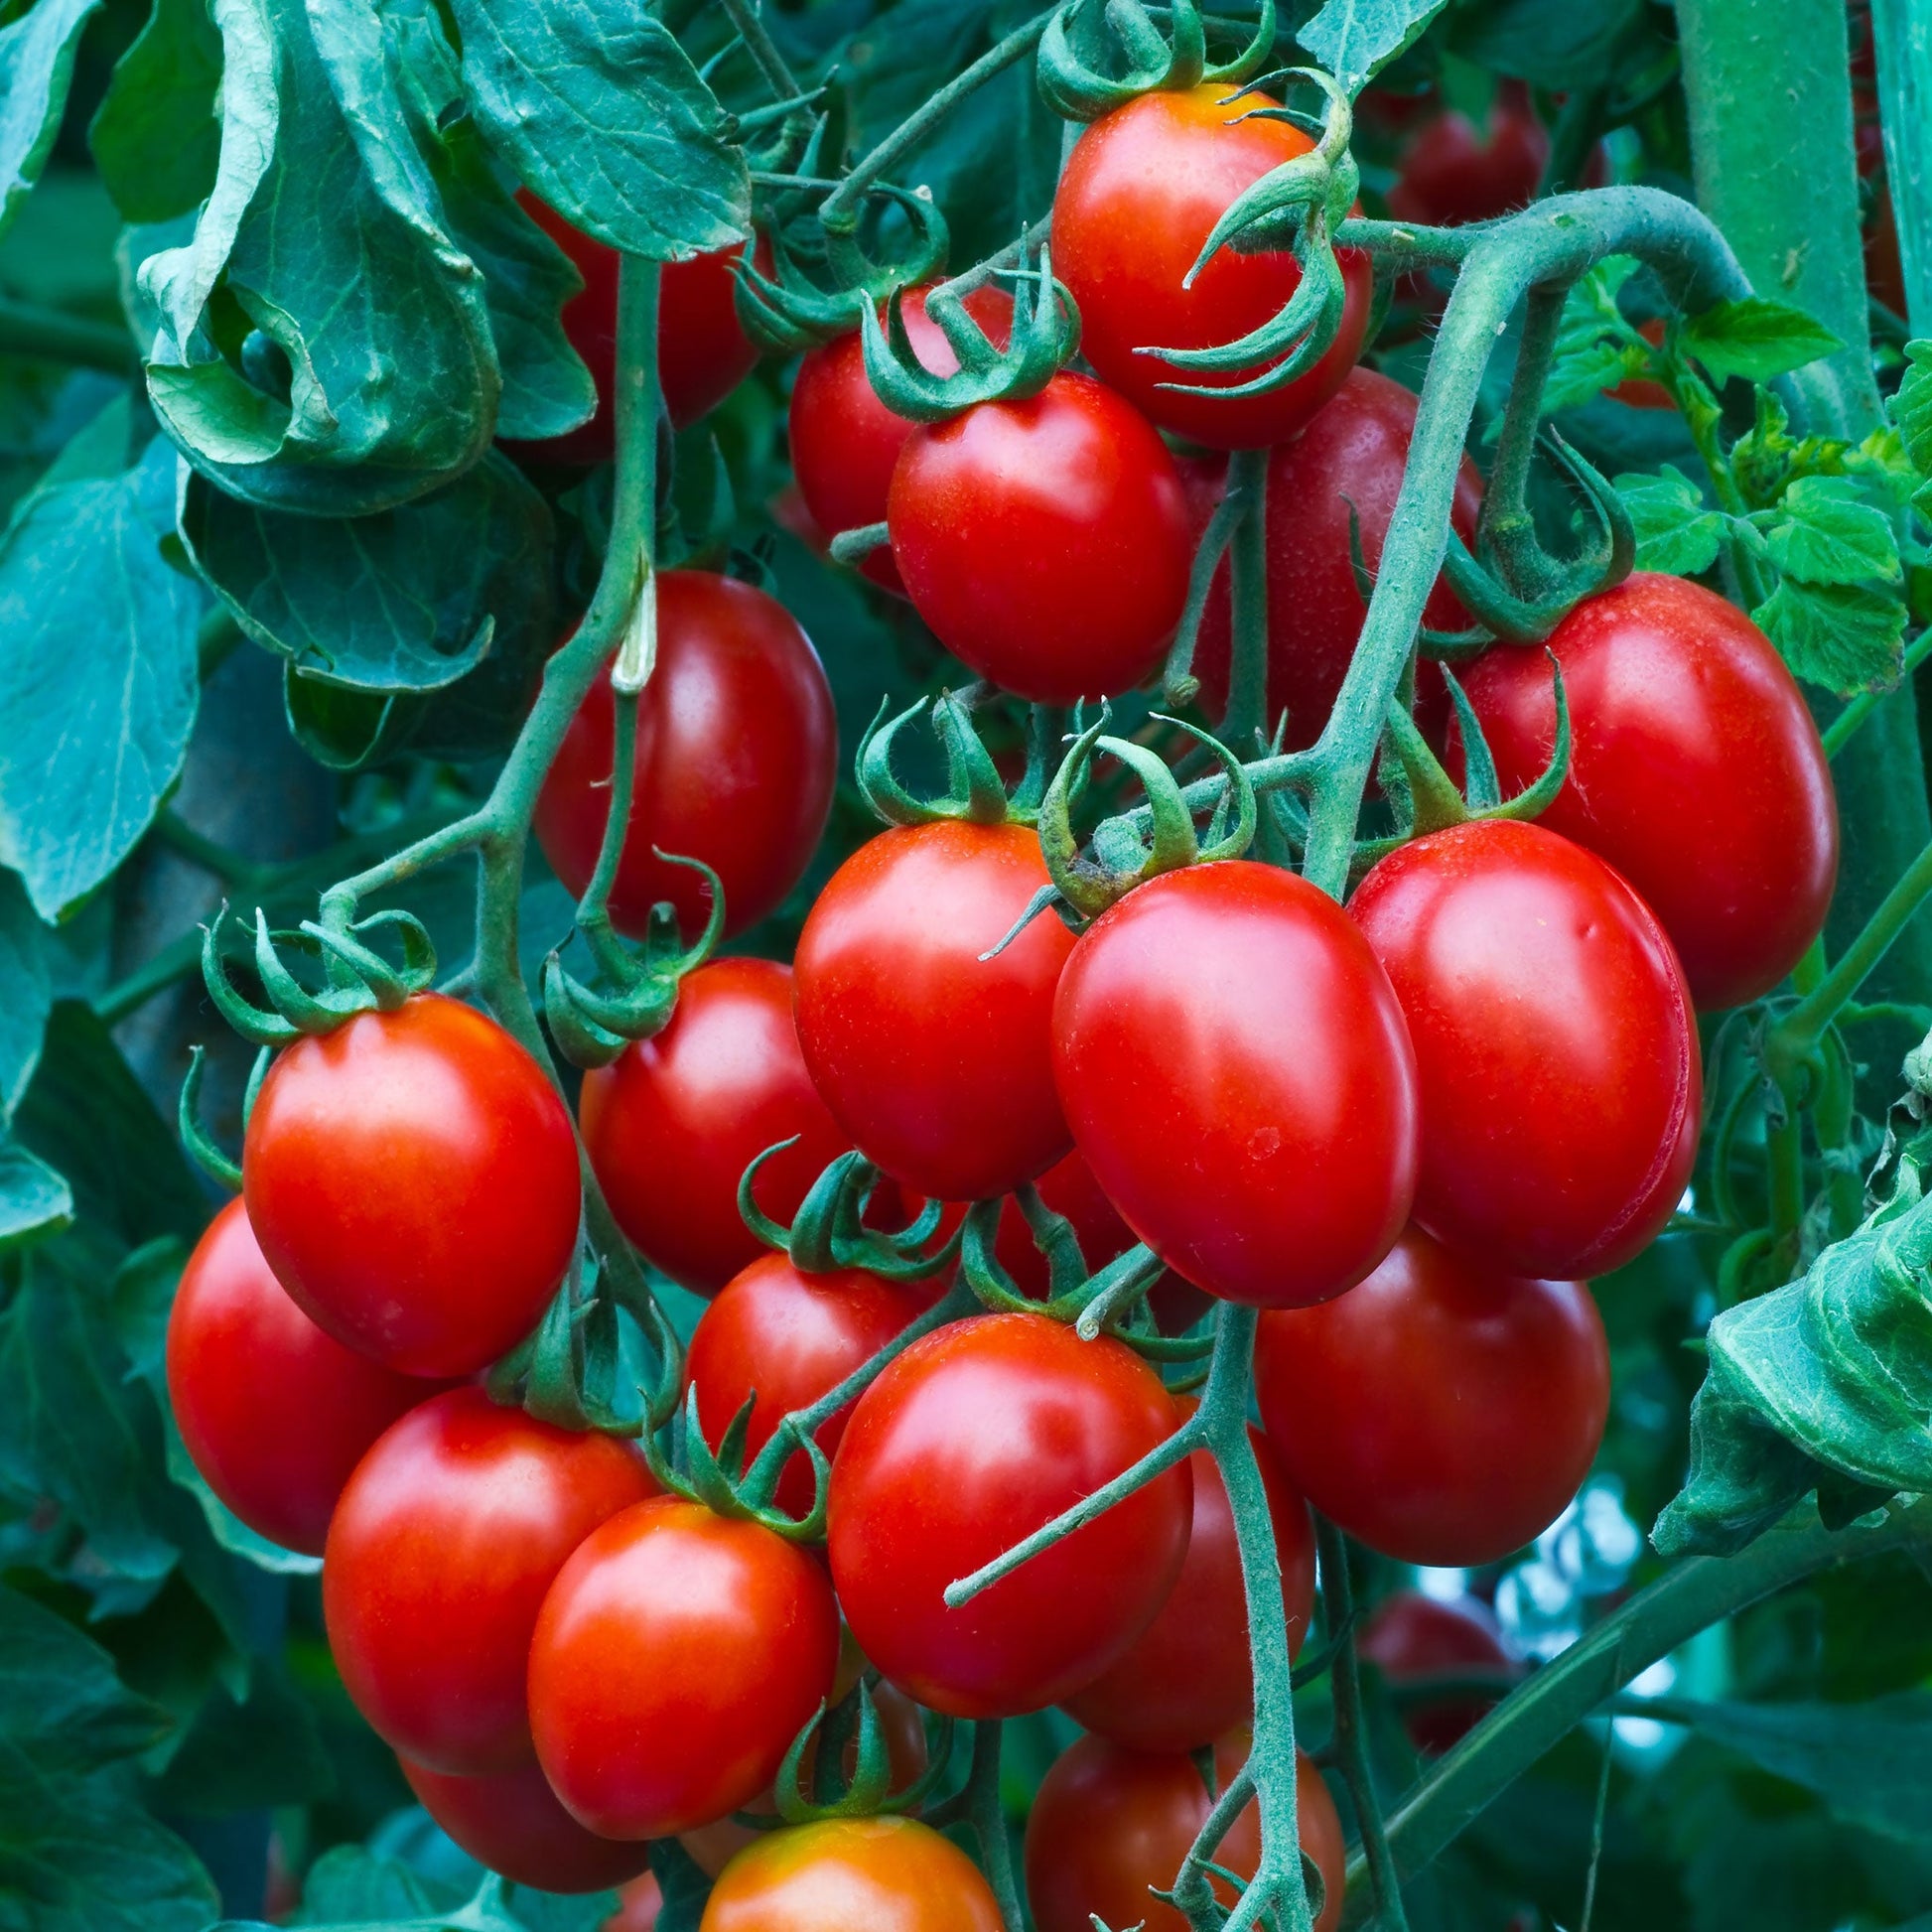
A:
[243,994,579,1379]
[1255,1226,1609,1566]
[402,1758,653,1894]
[1052,83,1372,449]
[1460,573,1839,1011]
[535,571,837,942]
[794,819,1075,1201]
[887,371,1192,704]
[1063,1406,1314,1751]
[511,197,764,464]
[1025,1734,1346,1932]
[1349,820,1699,1279]
[790,283,1014,597]
[1189,368,1484,750]
[1386,80,1549,227]
[700,1817,1004,1932]
[827,1311,1191,1719]
[684,1253,945,1517]
[1359,1590,1518,1753]
[529,1497,841,1839]
[580,958,849,1296]
[1052,861,1419,1308]
[323,1387,656,1773]
[166,1199,445,1556]
[605,1874,663,1932]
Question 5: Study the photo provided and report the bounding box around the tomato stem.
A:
[1220,446,1272,750]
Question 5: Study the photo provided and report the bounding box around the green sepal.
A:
[738,1143,964,1283]
[177,1044,242,1192]
[1036,0,1277,123]
[858,692,1036,828]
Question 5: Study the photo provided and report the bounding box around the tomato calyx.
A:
[859,690,1048,829]
[178,1040,266,1191]
[771,1676,952,1826]
[738,1143,966,1284]
[1036,0,1277,124]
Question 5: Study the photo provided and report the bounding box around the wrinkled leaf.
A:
[0,0,101,243]
[1760,476,1901,587]
[1614,465,1727,577]
[1298,0,1453,94]
[1680,298,1842,387]
[1752,577,1907,695]
[87,0,222,223]
[1891,340,1932,483]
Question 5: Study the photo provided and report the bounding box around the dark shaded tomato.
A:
[1359,1590,1518,1753]
[1350,820,1699,1278]
[167,1199,446,1556]
[1052,83,1372,450]
[1025,1733,1345,1932]
[402,1757,653,1894]
[827,1312,1191,1719]
[1869,176,1908,314]
[535,572,837,941]
[510,198,764,464]
[324,1388,657,1773]
[790,284,1014,597]
[794,820,1075,1201]
[1255,1226,1608,1566]
[1063,1405,1314,1751]
[581,958,849,1296]
[1460,573,1839,1011]
[1052,861,1418,1308]
[1387,81,1549,227]
[605,1873,663,1932]
[529,1497,841,1839]
[684,1253,945,1516]
[244,994,579,1379]
[1189,368,1483,750]
[887,371,1192,704]
[700,1817,1003,1932]
[1605,320,1673,410]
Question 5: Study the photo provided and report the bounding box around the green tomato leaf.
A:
[1892,341,1932,488]
[0,870,50,1124]
[446,0,749,260]
[0,432,201,923]
[1297,0,1454,95]
[0,1139,71,1252]
[1444,0,1657,91]
[1761,475,1902,586]
[1613,464,1727,576]
[87,0,222,223]
[0,1584,175,1772]
[1752,577,1907,694]
[153,1655,334,1813]
[1679,297,1843,387]
[0,0,101,244]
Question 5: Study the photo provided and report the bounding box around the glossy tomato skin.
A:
[1052,861,1419,1308]
[888,371,1192,704]
[1255,1227,1609,1566]
[535,572,837,942]
[1025,1734,1345,1932]
[1190,369,1484,749]
[166,1199,445,1556]
[1349,820,1700,1279]
[511,198,763,464]
[1063,1411,1314,1751]
[794,820,1075,1202]
[1387,81,1549,227]
[581,959,848,1296]
[529,1497,841,1840]
[324,1388,656,1773]
[1461,573,1839,1011]
[827,1312,1192,1719]
[243,994,579,1379]
[684,1253,945,1517]
[1359,1590,1517,1753]
[790,284,1013,596]
[1052,84,1372,449]
[700,1817,1004,1932]
[402,1757,653,1894]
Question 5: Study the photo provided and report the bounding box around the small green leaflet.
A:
[1679,297,1842,386]
[1613,466,1726,577]
[1752,579,1906,695]
[1758,476,1900,588]
[1298,0,1453,95]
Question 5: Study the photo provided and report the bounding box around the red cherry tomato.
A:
[580,958,850,1296]
[1052,83,1373,449]
[1025,1734,1346,1932]
[243,994,579,1379]
[323,1388,657,1773]
[605,1873,663,1932]
[790,284,1014,597]
[1189,368,1484,750]
[700,1817,1004,1932]
[1358,1590,1518,1753]
[402,1757,653,1894]
[1387,81,1550,227]
[166,1199,446,1556]
[1052,860,1419,1308]
[1063,1406,1314,1752]
[1349,820,1700,1278]
[684,1252,945,1517]
[794,819,1075,1202]
[529,1497,841,1839]
[511,198,764,464]
[1460,573,1839,1011]
[1255,1226,1609,1566]
[827,1311,1192,1719]
[535,571,838,941]
[887,371,1193,704]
